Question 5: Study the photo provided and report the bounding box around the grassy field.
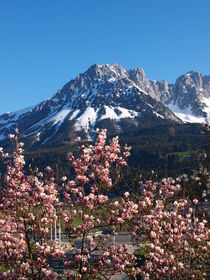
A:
[168,150,198,158]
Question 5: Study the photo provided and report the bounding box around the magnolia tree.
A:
[133,179,210,279]
[0,129,137,279]
[0,129,209,280]
[0,131,64,279]
[59,128,137,279]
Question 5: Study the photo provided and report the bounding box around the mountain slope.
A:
[0,64,181,147]
[128,68,210,123]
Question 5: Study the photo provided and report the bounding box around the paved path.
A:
[111,273,128,280]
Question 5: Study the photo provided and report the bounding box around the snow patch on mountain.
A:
[41,113,70,145]
[100,106,118,120]
[36,132,41,141]
[201,97,210,122]
[167,102,205,123]
[75,107,98,130]
[153,111,165,119]
[0,106,35,125]
[118,107,139,118]
[132,84,148,95]
[174,113,205,123]
[69,109,80,120]
[52,109,71,125]
[24,108,70,137]
[12,106,35,118]
[100,106,139,121]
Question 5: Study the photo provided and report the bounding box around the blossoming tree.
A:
[133,179,210,280]
[0,131,63,279]
[0,129,209,280]
[59,129,137,279]
[0,129,137,279]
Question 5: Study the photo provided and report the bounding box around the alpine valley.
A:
[0,63,209,185]
[0,64,210,148]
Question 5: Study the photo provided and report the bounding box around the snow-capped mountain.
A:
[0,64,209,147]
[128,68,210,123]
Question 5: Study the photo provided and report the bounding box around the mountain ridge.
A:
[0,64,209,147]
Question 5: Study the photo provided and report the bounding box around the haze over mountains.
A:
[0,64,209,148]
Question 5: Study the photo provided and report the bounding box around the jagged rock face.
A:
[128,68,174,103]
[0,63,209,148]
[172,72,210,116]
[128,69,210,123]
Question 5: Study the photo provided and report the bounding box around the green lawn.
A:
[168,150,198,158]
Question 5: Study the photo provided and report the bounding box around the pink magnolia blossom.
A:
[0,129,209,280]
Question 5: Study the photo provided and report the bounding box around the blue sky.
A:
[0,0,210,114]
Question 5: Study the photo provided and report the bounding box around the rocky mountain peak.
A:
[84,63,128,81]
[128,67,146,83]
[0,63,209,148]
[175,71,203,88]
